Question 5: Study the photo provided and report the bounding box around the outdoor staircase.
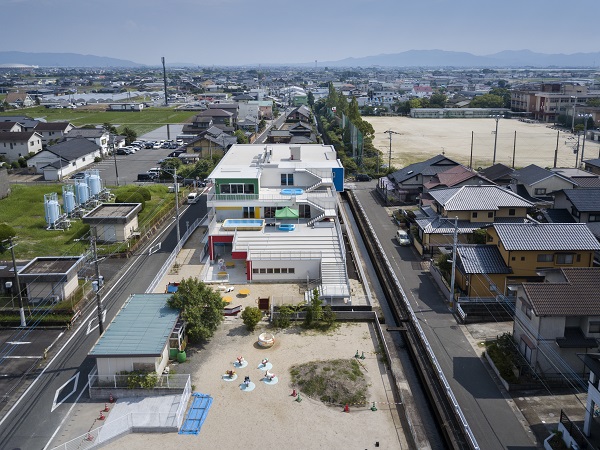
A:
[296,168,334,193]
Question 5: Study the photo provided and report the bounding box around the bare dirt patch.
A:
[367,116,598,170]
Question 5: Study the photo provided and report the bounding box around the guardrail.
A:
[146,216,203,293]
[347,191,479,450]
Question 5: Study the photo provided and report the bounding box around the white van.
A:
[396,229,411,246]
[187,192,198,204]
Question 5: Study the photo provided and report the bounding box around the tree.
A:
[234,129,248,144]
[587,99,600,107]
[120,126,137,145]
[307,91,315,108]
[470,94,504,108]
[304,288,323,328]
[167,278,224,343]
[241,306,262,332]
[0,224,16,253]
[103,122,118,135]
[429,93,447,108]
[489,88,511,108]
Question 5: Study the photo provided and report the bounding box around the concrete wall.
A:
[26,275,78,303]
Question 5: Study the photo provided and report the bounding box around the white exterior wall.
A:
[251,259,319,282]
[215,207,244,221]
[30,149,101,175]
[260,169,321,188]
[96,356,155,378]
[0,135,43,161]
[26,275,78,302]
[522,177,574,197]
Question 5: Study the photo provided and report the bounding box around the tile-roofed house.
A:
[387,154,461,203]
[287,105,311,122]
[510,164,576,203]
[65,128,109,154]
[553,188,600,240]
[492,223,600,252]
[415,185,532,255]
[479,163,514,186]
[26,138,101,180]
[0,116,39,131]
[551,168,600,188]
[583,158,600,176]
[0,131,43,162]
[423,165,493,192]
[512,267,600,377]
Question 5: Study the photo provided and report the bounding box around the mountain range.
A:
[317,49,600,68]
[1,50,600,68]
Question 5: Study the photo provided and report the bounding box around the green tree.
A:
[348,97,361,122]
[120,126,137,144]
[103,122,118,135]
[587,98,600,107]
[429,93,447,108]
[307,91,315,108]
[409,98,422,109]
[241,306,262,332]
[304,288,323,328]
[322,305,336,327]
[0,224,16,253]
[273,305,293,328]
[470,94,504,108]
[167,278,224,343]
[234,129,248,144]
[489,88,511,108]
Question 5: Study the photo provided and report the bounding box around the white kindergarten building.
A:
[204,143,349,302]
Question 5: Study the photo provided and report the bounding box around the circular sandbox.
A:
[258,332,275,348]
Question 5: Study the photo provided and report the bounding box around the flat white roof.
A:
[209,144,342,180]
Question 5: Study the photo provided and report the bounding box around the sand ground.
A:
[103,321,405,450]
[367,116,599,170]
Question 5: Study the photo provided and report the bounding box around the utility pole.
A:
[174,167,181,243]
[512,130,517,169]
[469,131,474,169]
[492,115,502,164]
[7,238,26,327]
[384,129,399,170]
[554,130,560,168]
[449,217,458,314]
[162,56,168,107]
[90,233,104,335]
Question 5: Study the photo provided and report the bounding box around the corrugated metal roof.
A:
[89,294,178,357]
[457,245,512,274]
[494,223,600,251]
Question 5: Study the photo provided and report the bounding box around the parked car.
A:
[116,148,129,155]
[168,150,184,158]
[356,173,371,181]
[137,173,156,182]
[144,142,155,149]
[395,229,411,246]
[70,172,86,180]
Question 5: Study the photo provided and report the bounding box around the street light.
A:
[161,166,181,243]
[578,113,592,167]
[491,115,503,164]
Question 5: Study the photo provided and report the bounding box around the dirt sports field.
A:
[367,116,600,170]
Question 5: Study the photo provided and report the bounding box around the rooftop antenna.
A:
[162,56,168,106]
[315,60,317,69]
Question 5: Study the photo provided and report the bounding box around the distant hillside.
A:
[317,49,600,68]
[0,51,143,68]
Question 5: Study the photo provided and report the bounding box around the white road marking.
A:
[86,310,107,336]
[6,341,31,345]
[51,372,79,412]
[1,356,39,359]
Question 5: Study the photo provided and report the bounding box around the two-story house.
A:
[33,122,74,146]
[416,185,532,253]
[26,137,102,180]
[64,128,109,155]
[553,188,600,242]
[0,131,43,162]
[387,154,461,203]
[510,164,576,205]
[206,143,349,303]
[513,267,600,378]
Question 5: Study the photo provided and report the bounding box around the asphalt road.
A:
[254,110,289,144]
[0,197,207,450]
[352,182,537,450]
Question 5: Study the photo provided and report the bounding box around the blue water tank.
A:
[63,191,76,214]
[45,200,60,226]
[76,182,89,204]
[88,175,101,196]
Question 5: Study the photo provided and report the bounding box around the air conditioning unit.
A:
[51,295,60,305]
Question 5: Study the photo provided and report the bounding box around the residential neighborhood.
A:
[2,56,600,450]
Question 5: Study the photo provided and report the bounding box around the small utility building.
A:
[89,294,181,378]
[82,203,141,242]
[18,256,84,304]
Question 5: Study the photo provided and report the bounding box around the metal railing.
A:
[88,374,190,390]
[353,195,480,450]
[146,216,202,293]
[248,250,322,260]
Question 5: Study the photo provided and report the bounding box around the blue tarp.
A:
[179,393,213,435]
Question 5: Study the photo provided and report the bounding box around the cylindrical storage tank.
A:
[45,200,60,226]
[88,175,101,196]
[76,183,89,204]
[63,191,76,214]
[177,351,187,363]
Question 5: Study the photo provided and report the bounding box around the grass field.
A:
[0,106,198,136]
[0,184,176,259]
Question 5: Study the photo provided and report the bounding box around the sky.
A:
[2,0,599,66]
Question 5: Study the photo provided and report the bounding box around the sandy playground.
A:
[367,116,600,170]
[104,321,406,450]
